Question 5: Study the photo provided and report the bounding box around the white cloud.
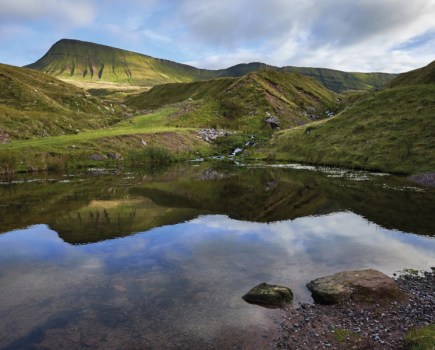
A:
[174,0,435,72]
[0,0,96,26]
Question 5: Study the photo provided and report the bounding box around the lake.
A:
[0,162,434,349]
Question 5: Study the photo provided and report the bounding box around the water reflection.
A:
[1,163,434,243]
[0,213,434,349]
[0,163,434,349]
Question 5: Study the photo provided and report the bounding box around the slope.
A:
[389,60,435,87]
[26,39,397,92]
[0,63,121,141]
[126,69,341,133]
[265,83,435,174]
[282,66,396,93]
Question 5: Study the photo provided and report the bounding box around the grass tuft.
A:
[126,146,175,165]
[405,325,435,350]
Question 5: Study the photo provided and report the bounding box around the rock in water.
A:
[306,269,403,305]
[242,283,293,308]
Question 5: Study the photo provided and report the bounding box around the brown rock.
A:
[0,131,9,144]
[306,269,404,305]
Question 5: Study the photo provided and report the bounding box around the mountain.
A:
[25,38,218,86]
[0,63,120,141]
[389,60,435,87]
[126,69,340,133]
[26,39,397,92]
[265,81,435,174]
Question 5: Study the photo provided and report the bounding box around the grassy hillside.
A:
[264,84,435,174]
[0,108,211,173]
[389,60,435,87]
[26,39,396,92]
[0,63,122,141]
[282,66,397,93]
[126,69,341,133]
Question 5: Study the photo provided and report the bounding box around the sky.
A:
[1,0,435,73]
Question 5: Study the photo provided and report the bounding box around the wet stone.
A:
[242,282,293,308]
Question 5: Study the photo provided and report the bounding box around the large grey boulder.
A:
[242,283,293,308]
[307,269,403,305]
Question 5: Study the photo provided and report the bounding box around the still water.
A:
[0,163,434,349]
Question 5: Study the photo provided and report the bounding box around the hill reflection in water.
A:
[0,163,434,349]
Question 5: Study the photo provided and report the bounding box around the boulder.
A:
[107,152,122,160]
[89,154,106,161]
[264,112,280,129]
[197,128,232,142]
[242,283,293,308]
[307,269,403,305]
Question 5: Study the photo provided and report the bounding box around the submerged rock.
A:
[242,283,293,308]
[306,269,403,305]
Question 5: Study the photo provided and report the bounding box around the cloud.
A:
[1,0,435,72]
[173,0,435,72]
[176,0,435,48]
[0,0,97,27]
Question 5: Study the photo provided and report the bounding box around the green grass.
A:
[126,146,176,165]
[0,107,211,172]
[263,84,435,174]
[0,109,180,150]
[333,329,359,343]
[405,325,435,350]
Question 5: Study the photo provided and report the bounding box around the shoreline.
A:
[275,270,434,349]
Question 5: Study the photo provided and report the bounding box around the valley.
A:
[1,41,434,176]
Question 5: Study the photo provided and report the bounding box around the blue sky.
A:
[1,0,435,73]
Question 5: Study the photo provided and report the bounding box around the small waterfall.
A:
[231,148,243,156]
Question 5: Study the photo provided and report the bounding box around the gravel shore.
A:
[275,270,434,349]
